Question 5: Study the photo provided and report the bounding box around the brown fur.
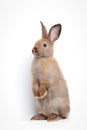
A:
[31,22,70,121]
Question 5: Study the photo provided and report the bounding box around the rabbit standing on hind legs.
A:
[31,22,70,121]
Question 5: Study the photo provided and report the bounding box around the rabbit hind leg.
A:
[47,113,62,122]
[59,106,70,119]
[31,113,47,120]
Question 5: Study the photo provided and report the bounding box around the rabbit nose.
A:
[32,47,37,53]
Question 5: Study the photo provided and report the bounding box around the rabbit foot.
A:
[34,90,47,99]
[31,113,47,120]
[47,113,62,122]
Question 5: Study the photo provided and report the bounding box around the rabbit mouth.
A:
[32,50,40,57]
[33,52,39,56]
[33,52,42,58]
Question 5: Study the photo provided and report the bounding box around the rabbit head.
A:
[32,21,62,58]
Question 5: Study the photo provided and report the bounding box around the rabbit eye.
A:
[43,43,47,47]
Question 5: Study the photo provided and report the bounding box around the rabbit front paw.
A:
[35,87,48,99]
[39,87,47,97]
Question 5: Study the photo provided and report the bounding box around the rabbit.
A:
[31,21,70,121]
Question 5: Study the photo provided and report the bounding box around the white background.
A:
[0,0,87,130]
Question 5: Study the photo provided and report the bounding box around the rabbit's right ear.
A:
[40,21,49,40]
[48,24,62,43]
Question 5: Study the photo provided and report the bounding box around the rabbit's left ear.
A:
[40,21,49,39]
[48,24,62,43]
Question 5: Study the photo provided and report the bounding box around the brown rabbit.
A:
[31,22,70,121]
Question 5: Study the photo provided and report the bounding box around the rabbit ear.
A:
[48,24,62,43]
[40,21,49,39]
